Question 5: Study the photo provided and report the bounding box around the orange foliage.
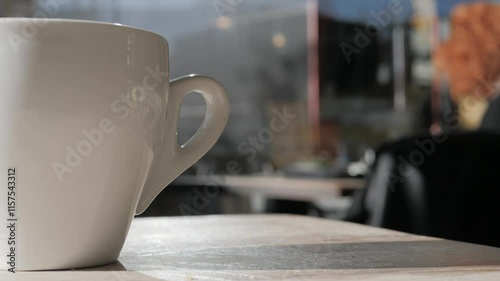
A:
[434,3,500,100]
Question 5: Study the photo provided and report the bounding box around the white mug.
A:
[0,18,229,271]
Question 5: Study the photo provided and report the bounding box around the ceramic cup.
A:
[0,18,229,271]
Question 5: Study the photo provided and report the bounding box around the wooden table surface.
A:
[7,215,500,281]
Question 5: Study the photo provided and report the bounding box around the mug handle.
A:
[135,75,229,215]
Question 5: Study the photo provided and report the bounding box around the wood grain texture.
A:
[5,215,500,281]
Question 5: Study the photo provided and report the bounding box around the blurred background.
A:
[2,0,500,246]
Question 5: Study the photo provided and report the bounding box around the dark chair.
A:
[481,95,500,132]
[345,132,500,247]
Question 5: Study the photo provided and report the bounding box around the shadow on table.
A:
[9,261,163,281]
[76,261,162,280]
[78,261,127,271]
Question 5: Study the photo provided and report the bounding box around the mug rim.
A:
[0,17,166,42]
